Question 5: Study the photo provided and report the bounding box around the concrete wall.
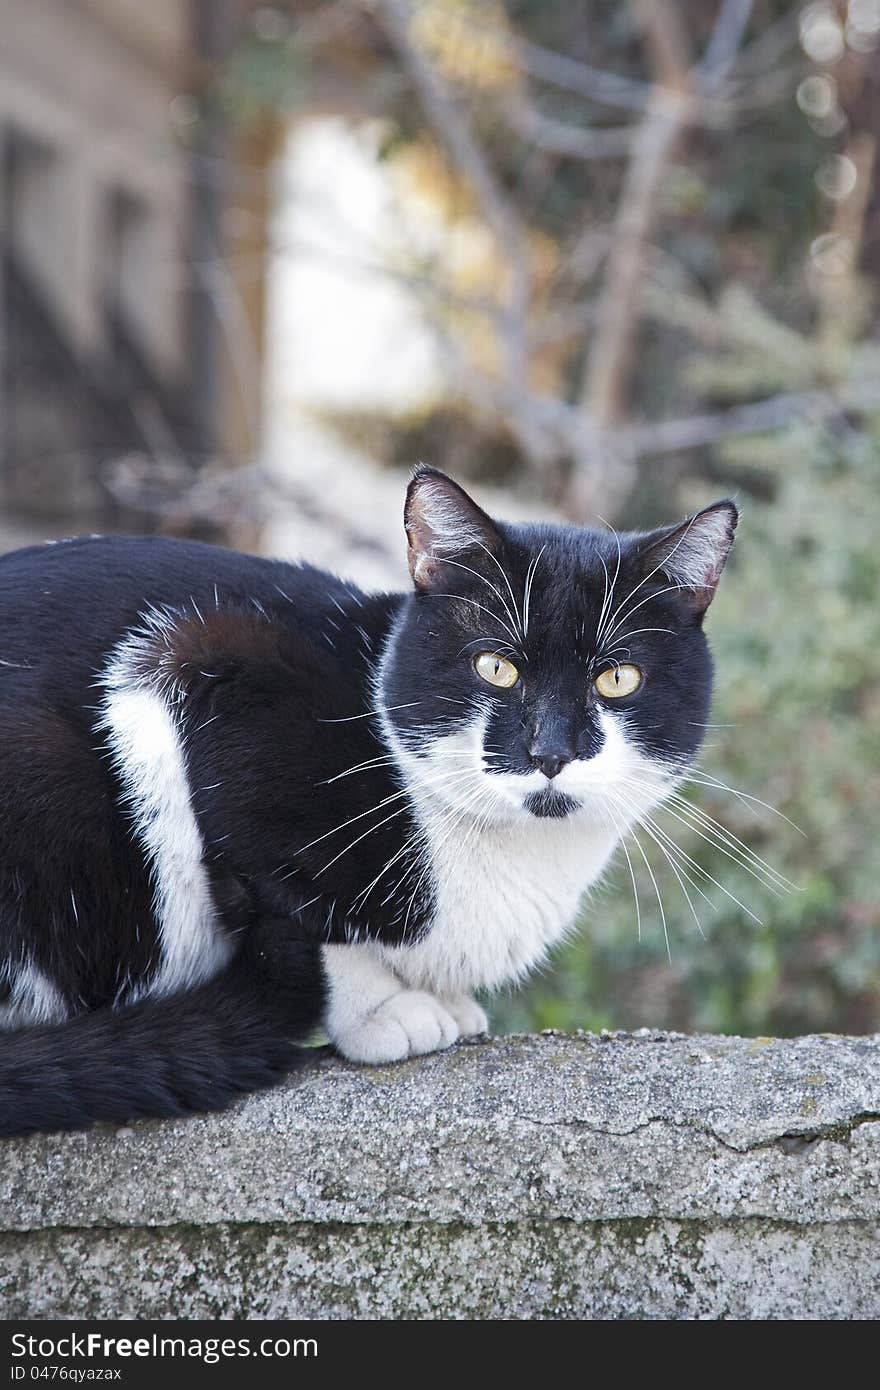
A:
[1,1031,878,1319]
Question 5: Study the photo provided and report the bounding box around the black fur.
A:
[0,923,324,1138]
[0,470,736,1137]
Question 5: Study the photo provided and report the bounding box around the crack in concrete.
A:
[509,1110,880,1155]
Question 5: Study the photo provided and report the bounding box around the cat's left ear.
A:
[405,465,503,591]
[636,500,738,616]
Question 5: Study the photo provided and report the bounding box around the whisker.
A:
[354,814,431,913]
[635,803,765,927]
[298,765,466,856]
[427,593,520,646]
[399,781,493,933]
[601,626,677,647]
[617,774,791,895]
[603,798,642,943]
[318,749,488,786]
[522,543,547,639]
[476,540,527,639]
[687,721,738,729]
[601,583,688,649]
[594,551,612,648]
[436,554,521,640]
[627,821,672,964]
[610,792,706,941]
[599,511,703,643]
[682,770,805,834]
[593,520,622,649]
[456,636,520,659]
[663,790,796,891]
[351,761,503,913]
[314,799,420,878]
[317,701,423,724]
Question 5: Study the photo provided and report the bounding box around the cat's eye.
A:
[474,653,520,688]
[594,664,643,699]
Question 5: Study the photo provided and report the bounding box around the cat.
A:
[0,466,736,1137]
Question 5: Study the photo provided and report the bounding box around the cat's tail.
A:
[0,922,325,1139]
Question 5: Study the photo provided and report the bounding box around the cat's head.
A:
[378,467,736,831]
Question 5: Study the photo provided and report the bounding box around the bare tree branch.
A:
[508,28,657,115]
[577,0,697,429]
[613,377,880,457]
[695,0,755,87]
[569,0,755,516]
[504,100,636,160]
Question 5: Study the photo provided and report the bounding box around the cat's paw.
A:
[441,994,489,1036]
[332,990,460,1064]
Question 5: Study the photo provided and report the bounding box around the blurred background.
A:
[1,0,877,1036]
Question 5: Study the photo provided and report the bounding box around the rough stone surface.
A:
[2,1031,879,1319]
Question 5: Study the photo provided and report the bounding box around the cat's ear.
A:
[404,466,502,591]
[636,500,738,616]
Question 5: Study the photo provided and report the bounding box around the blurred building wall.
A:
[0,0,268,527]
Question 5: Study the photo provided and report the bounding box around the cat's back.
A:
[1,535,346,636]
[0,535,370,689]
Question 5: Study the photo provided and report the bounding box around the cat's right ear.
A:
[404,466,503,592]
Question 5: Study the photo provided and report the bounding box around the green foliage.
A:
[497,423,880,1037]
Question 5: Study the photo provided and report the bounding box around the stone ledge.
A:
[2,1031,879,1318]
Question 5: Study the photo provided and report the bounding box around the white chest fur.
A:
[380,812,617,995]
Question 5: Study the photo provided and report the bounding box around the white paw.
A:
[332,990,460,1065]
[442,994,489,1037]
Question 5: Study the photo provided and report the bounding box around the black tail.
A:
[0,922,325,1139]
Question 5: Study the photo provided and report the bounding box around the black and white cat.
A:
[0,467,736,1137]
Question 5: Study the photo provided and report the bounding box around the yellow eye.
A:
[595,664,643,699]
[474,652,520,688]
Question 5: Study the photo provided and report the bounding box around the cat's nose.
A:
[533,752,571,780]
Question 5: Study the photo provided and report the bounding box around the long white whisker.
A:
[633,801,765,927]
[682,770,805,833]
[522,543,547,639]
[600,511,703,643]
[456,636,520,658]
[663,790,795,891]
[603,798,642,943]
[314,798,419,878]
[400,782,493,934]
[436,554,521,639]
[594,520,622,648]
[427,593,520,646]
[358,767,492,912]
[601,583,688,648]
[475,540,526,639]
[595,552,612,646]
[599,626,677,649]
[318,701,423,724]
[299,765,466,857]
[625,820,672,964]
[609,792,706,940]
[616,774,791,895]
[320,749,492,786]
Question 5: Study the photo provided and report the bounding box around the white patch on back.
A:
[0,958,68,1030]
[100,639,233,1000]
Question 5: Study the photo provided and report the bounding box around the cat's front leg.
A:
[322,944,469,1064]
